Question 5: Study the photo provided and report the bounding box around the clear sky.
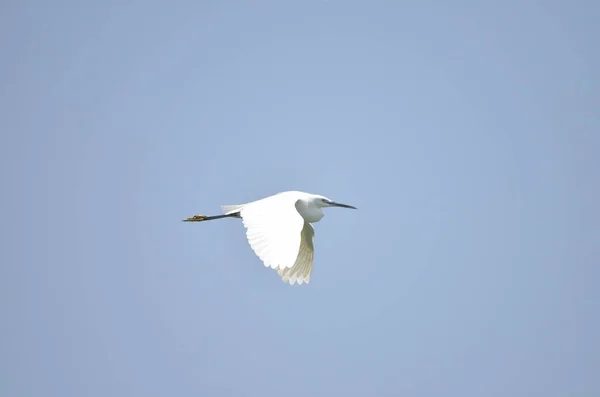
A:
[2,1,599,396]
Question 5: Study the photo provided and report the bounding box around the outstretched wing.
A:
[277,221,315,285]
[240,196,305,270]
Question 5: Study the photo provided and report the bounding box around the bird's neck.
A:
[296,201,324,223]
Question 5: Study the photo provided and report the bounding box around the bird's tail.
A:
[221,204,245,215]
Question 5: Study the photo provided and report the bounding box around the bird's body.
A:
[184,191,356,285]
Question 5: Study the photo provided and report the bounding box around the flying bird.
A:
[183,191,356,285]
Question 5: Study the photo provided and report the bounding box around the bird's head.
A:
[312,195,357,210]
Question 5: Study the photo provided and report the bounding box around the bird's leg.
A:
[182,212,241,222]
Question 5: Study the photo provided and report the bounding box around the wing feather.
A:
[277,222,315,285]
[240,196,305,270]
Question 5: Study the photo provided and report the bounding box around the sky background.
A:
[1,1,599,396]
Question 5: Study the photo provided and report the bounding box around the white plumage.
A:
[184,191,356,285]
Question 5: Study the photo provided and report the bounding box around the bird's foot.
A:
[183,215,207,222]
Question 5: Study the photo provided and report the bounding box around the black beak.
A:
[329,201,357,209]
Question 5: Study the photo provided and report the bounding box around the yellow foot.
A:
[183,215,207,222]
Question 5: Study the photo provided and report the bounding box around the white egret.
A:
[183,191,356,285]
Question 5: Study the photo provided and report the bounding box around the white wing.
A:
[277,221,315,285]
[240,195,305,270]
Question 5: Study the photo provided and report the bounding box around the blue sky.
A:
[2,1,599,396]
